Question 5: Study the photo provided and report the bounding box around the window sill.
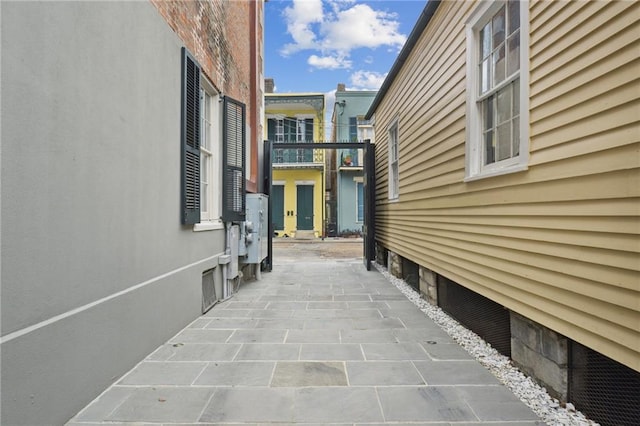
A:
[464,164,528,182]
[193,220,224,232]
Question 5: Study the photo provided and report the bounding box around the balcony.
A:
[338,147,363,170]
[273,144,324,169]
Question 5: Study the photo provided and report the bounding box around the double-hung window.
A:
[465,0,529,180]
[357,117,373,166]
[197,79,222,229]
[275,118,285,143]
[388,120,399,200]
[349,117,358,142]
[181,47,245,226]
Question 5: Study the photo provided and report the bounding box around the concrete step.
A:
[294,230,316,240]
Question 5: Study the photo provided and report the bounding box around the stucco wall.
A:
[1,2,227,424]
[337,173,364,233]
[272,169,324,236]
[334,91,374,233]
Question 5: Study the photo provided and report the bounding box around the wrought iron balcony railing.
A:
[273,145,324,165]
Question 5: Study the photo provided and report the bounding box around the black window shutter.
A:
[181,47,201,225]
[267,118,276,141]
[305,118,314,141]
[222,96,246,222]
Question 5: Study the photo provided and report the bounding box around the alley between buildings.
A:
[66,239,542,425]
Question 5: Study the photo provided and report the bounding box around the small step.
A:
[294,230,316,240]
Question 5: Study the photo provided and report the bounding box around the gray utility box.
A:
[245,193,269,264]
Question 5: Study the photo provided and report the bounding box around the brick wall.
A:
[150,0,251,103]
[151,0,263,192]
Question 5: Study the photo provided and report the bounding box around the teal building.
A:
[331,87,376,235]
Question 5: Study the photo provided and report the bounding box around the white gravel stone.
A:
[374,262,600,426]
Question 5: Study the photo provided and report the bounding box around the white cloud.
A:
[350,70,387,90]
[308,54,352,70]
[320,4,406,52]
[281,0,324,56]
[280,0,407,70]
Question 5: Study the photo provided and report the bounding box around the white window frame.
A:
[355,178,364,223]
[272,117,284,143]
[357,117,373,165]
[296,117,306,142]
[388,119,399,200]
[194,77,223,231]
[465,0,529,181]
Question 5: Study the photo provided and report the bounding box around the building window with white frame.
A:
[356,181,364,222]
[197,79,222,230]
[357,117,373,142]
[465,0,529,180]
[357,117,373,166]
[388,120,399,200]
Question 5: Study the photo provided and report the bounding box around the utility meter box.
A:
[245,193,269,264]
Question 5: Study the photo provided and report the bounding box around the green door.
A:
[272,185,284,230]
[296,185,314,230]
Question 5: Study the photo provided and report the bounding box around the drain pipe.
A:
[219,223,232,300]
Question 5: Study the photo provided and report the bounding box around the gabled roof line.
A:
[364,0,441,120]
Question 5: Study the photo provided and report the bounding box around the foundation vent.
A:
[437,276,511,357]
[202,268,217,313]
[401,257,419,291]
[569,342,640,426]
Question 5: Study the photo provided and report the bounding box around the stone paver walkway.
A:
[67,250,543,425]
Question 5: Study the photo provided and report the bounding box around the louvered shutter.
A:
[222,96,246,222]
[180,47,201,225]
[267,118,276,141]
[305,118,314,141]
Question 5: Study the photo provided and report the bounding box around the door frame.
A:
[295,182,315,231]
[264,140,375,270]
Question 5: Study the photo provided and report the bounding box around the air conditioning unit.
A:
[244,193,268,264]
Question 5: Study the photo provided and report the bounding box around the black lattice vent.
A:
[569,341,640,426]
[376,244,388,267]
[437,275,511,357]
[402,257,419,291]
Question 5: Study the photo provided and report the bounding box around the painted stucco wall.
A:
[265,96,326,237]
[0,2,235,424]
[338,173,364,234]
[334,91,376,142]
[272,169,324,237]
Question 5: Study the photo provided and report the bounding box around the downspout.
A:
[222,222,231,300]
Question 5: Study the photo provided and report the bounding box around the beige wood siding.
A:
[373,0,640,371]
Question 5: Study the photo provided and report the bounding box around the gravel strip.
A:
[374,262,600,426]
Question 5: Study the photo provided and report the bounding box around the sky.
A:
[264,0,428,117]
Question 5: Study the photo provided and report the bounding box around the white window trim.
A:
[388,118,400,201]
[194,77,223,232]
[464,0,530,182]
[355,181,364,223]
